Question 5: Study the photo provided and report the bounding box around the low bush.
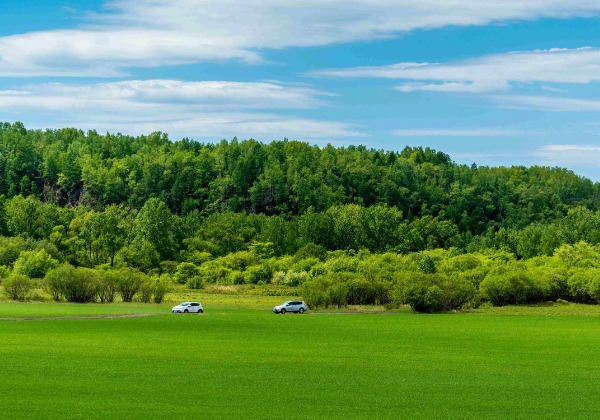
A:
[45,265,98,303]
[138,278,155,303]
[397,273,475,313]
[97,270,119,303]
[244,264,272,284]
[3,273,33,301]
[13,249,59,279]
[153,274,170,303]
[227,270,245,285]
[568,269,600,303]
[116,268,146,302]
[479,271,541,306]
[199,265,232,284]
[272,270,309,287]
[173,262,200,285]
[187,276,205,290]
[302,272,392,309]
[294,243,328,261]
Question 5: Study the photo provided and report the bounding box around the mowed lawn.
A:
[1,303,600,419]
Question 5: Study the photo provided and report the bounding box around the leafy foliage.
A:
[3,273,33,301]
[1,123,600,309]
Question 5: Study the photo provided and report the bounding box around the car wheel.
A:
[281,309,286,314]
[299,308,304,314]
[184,309,189,313]
[198,309,203,314]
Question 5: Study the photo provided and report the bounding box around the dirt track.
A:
[0,313,156,321]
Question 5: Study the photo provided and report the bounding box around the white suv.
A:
[172,302,204,313]
[273,301,307,314]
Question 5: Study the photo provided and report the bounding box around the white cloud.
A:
[493,95,600,111]
[392,128,540,137]
[6,80,332,110]
[534,144,600,168]
[0,80,360,141]
[3,1,600,76]
[314,47,600,93]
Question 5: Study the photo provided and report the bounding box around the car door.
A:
[190,303,200,313]
[288,301,299,312]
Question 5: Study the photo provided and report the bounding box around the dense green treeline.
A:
[1,121,598,234]
[2,121,600,311]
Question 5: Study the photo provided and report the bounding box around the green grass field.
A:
[1,298,600,419]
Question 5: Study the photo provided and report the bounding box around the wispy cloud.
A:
[3,1,600,76]
[534,144,600,168]
[313,47,600,93]
[0,80,360,141]
[392,128,541,137]
[493,95,600,111]
[2,80,333,110]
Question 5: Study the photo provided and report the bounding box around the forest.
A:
[1,121,600,311]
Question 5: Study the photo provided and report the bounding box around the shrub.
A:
[403,283,443,313]
[244,264,272,284]
[396,273,476,313]
[302,276,332,309]
[567,269,600,303]
[173,262,200,285]
[3,273,33,301]
[321,255,359,273]
[479,271,541,306]
[0,265,9,280]
[153,274,170,303]
[217,251,259,271]
[294,243,328,261]
[416,255,437,274]
[567,271,592,303]
[45,265,99,303]
[292,257,320,273]
[346,278,378,305]
[587,271,600,303]
[533,269,569,301]
[115,268,146,302]
[0,236,27,266]
[138,278,155,303]
[199,265,232,284]
[159,260,179,275]
[272,270,309,287]
[325,281,349,308]
[97,270,119,303]
[249,241,275,258]
[187,276,205,290]
[13,249,59,278]
[301,272,392,309]
[227,270,245,285]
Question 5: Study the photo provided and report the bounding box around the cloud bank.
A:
[0,80,360,141]
[314,47,600,93]
[392,128,540,137]
[3,0,600,76]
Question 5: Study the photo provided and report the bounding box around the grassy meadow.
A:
[1,296,600,419]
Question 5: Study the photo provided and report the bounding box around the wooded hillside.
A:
[2,121,600,310]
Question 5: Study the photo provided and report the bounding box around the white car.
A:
[273,300,307,314]
[172,302,204,314]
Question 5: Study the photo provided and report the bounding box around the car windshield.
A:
[179,302,190,306]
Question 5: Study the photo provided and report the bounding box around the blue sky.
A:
[1,1,600,180]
